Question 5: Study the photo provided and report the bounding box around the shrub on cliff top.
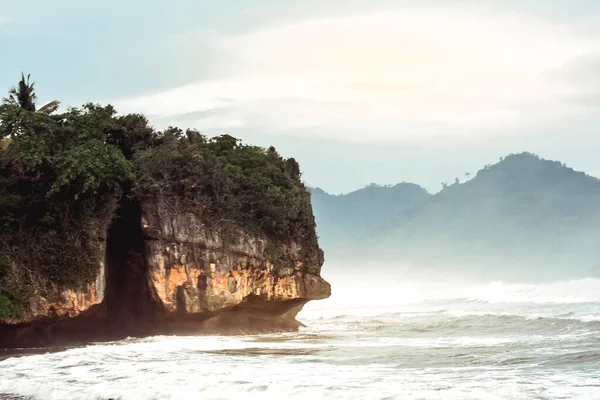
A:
[0,103,131,293]
[132,130,320,265]
[0,257,27,319]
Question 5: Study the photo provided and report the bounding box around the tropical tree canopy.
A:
[2,73,60,115]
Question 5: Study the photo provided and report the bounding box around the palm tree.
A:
[2,73,60,114]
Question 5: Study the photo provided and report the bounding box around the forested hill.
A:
[312,153,600,280]
[310,183,431,256]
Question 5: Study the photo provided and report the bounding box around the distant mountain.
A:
[313,153,600,280]
[310,183,431,257]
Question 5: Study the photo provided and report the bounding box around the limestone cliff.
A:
[0,232,109,326]
[1,263,105,325]
[142,198,330,317]
[0,197,330,348]
[0,106,329,348]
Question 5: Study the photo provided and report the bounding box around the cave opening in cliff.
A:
[105,194,157,323]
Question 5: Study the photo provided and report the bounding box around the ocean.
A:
[1,276,599,400]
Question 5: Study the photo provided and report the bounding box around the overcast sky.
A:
[2,0,600,193]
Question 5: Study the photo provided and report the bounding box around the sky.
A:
[2,0,600,193]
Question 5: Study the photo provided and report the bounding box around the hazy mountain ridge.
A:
[310,183,431,255]
[396,152,600,234]
[313,152,600,279]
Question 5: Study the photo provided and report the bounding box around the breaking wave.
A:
[1,276,599,399]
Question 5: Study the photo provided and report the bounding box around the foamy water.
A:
[1,278,599,400]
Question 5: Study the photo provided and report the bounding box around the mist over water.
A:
[312,268,600,307]
[1,269,600,400]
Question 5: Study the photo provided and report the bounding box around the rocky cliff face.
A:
[0,239,107,326]
[141,197,330,323]
[0,197,330,348]
[2,263,105,325]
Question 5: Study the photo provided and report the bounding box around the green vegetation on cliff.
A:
[133,129,318,256]
[0,103,132,318]
[0,74,320,319]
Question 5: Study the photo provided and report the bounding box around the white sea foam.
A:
[1,277,599,400]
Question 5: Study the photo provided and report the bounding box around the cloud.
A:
[551,54,600,105]
[114,6,600,142]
